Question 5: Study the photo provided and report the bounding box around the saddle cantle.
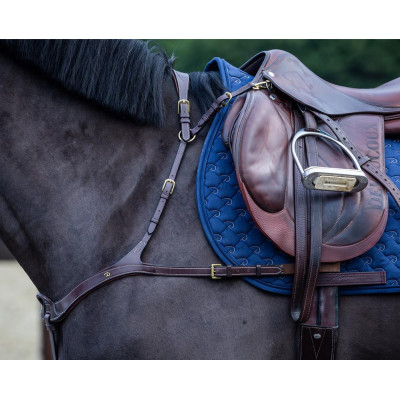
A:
[222,50,400,263]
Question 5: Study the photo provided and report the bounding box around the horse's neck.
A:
[0,51,207,300]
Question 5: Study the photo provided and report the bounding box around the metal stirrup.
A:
[291,128,368,193]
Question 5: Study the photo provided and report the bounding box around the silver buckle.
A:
[291,129,368,193]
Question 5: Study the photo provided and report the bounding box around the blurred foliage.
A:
[155,39,400,88]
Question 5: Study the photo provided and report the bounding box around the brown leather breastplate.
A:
[37,51,399,360]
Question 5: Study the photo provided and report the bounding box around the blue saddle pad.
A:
[196,57,400,296]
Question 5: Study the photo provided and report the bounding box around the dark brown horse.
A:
[0,40,399,359]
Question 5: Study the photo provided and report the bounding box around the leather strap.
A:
[298,287,339,359]
[291,112,324,323]
[299,135,323,323]
[43,313,57,360]
[173,70,191,142]
[112,71,192,267]
[291,122,308,320]
[190,82,256,136]
[37,265,386,324]
[312,110,400,208]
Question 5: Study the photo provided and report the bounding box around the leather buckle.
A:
[211,264,222,280]
[221,92,233,107]
[177,99,190,114]
[252,80,271,90]
[162,179,176,194]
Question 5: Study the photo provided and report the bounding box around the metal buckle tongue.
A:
[291,129,368,193]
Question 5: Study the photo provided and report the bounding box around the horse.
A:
[0,39,399,359]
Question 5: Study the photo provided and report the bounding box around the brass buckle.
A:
[178,99,190,114]
[211,264,222,280]
[162,179,176,194]
[252,80,271,90]
[221,92,233,107]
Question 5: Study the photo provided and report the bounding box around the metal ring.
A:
[178,130,196,143]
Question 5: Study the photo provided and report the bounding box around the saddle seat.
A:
[333,77,400,108]
[257,50,400,116]
[333,79,400,134]
[240,50,400,112]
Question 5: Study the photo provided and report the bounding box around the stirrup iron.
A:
[291,129,368,193]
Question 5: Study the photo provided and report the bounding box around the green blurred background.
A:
[155,39,400,87]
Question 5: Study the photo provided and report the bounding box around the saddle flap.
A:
[227,88,293,213]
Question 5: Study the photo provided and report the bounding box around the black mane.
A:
[0,39,224,127]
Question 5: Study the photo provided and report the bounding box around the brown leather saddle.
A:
[37,51,400,360]
[222,50,400,355]
[223,50,400,262]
